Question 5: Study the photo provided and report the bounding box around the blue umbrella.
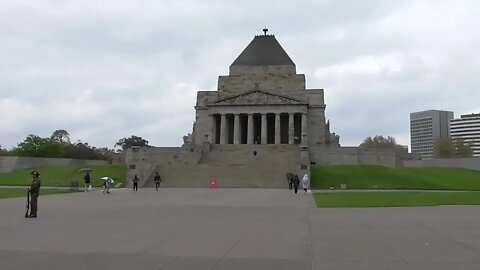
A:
[101,177,114,184]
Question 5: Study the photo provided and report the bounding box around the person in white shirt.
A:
[302,173,310,195]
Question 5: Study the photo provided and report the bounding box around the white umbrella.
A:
[101,177,114,184]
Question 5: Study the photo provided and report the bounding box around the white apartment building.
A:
[450,113,480,157]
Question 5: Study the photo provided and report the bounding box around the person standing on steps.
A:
[292,174,300,194]
[154,172,161,191]
[27,171,41,218]
[132,175,139,192]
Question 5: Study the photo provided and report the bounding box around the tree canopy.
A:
[434,137,473,158]
[5,130,114,160]
[50,129,71,144]
[359,135,398,148]
[359,135,408,159]
[115,135,151,150]
[13,135,64,158]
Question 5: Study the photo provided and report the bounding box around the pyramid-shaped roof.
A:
[230,35,295,67]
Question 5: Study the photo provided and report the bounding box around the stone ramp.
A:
[143,145,301,188]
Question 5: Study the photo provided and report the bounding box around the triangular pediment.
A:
[211,90,303,106]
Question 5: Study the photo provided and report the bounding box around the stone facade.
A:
[193,34,339,148]
[124,32,398,188]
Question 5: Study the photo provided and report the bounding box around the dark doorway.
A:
[227,114,234,144]
[214,114,220,144]
[253,114,261,143]
[267,113,275,144]
[294,113,302,144]
[240,114,248,144]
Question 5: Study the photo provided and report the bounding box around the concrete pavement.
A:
[1,188,480,269]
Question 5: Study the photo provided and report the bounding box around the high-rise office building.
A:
[450,113,480,157]
[410,110,453,159]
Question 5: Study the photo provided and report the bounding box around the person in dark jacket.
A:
[84,172,91,192]
[292,174,300,194]
[27,171,41,218]
[286,172,293,190]
[132,175,139,192]
[154,172,161,191]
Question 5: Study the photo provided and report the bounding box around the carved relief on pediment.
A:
[212,90,302,106]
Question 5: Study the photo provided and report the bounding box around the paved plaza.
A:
[1,188,480,269]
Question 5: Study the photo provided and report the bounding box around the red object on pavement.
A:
[209,179,217,189]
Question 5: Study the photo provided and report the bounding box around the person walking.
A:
[286,172,293,190]
[102,178,112,194]
[27,171,41,218]
[302,173,310,195]
[292,174,300,194]
[132,175,139,192]
[154,172,161,191]
[84,172,91,192]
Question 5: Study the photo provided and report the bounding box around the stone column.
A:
[220,114,227,144]
[301,113,308,145]
[247,114,254,144]
[261,113,267,144]
[233,114,240,145]
[288,113,294,144]
[275,113,281,144]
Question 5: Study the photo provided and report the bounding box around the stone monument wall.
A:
[218,73,305,94]
[309,146,397,167]
[403,157,480,171]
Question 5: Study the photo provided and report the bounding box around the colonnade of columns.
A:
[211,112,307,145]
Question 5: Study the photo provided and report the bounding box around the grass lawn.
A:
[0,188,80,199]
[313,191,480,207]
[311,165,480,190]
[0,164,127,187]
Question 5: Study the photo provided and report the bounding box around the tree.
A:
[359,135,397,148]
[50,129,71,144]
[453,137,473,158]
[13,134,64,157]
[0,144,10,156]
[434,138,454,158]
[359,135,408,159]
[434,137,473,158]
[115,135,151,150]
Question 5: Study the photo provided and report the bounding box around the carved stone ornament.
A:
[212,90,302,106]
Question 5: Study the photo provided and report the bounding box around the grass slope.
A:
[0,164,127,187]
[311,165,480,190]
[314,192,480,207]
[0,188,80,199]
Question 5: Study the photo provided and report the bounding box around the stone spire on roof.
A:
[230,29,295,67]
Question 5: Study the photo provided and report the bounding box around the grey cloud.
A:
[1,0,480,151]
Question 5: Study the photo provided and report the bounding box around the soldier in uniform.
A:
[27,171,41,218]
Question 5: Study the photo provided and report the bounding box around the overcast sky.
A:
[1,0,479,150]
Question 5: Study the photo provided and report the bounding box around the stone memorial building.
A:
[193,30,339,148]
[125,30,396,188]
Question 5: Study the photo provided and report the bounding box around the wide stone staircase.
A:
[143,144,301,188]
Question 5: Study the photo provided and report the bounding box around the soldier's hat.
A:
[31,171,40,177]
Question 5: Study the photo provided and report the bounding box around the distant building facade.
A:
[410,110,453,159]
[450,113,480,157]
